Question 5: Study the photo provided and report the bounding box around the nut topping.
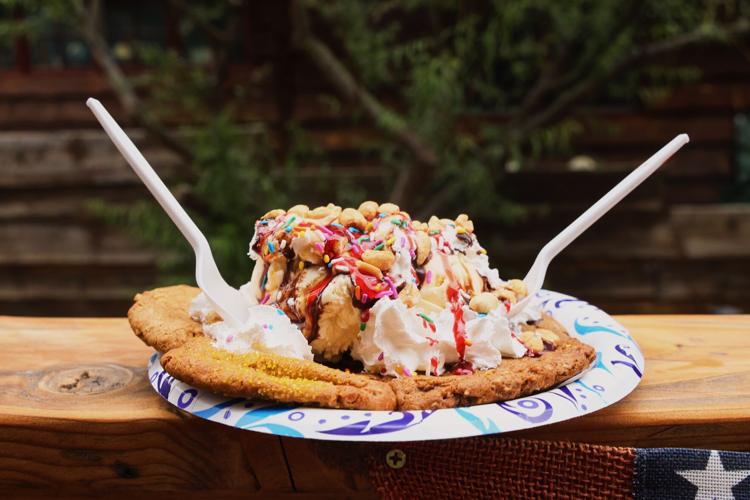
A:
[262,209,285,220]
[362,249,396,271]
[469,292,500,313]
[520,330,544,352]
[266,255,287,292]
[358,201,379,220]
[415,231,431,265]
[506,279,528,299]
[378,202,400,215]
[340,207,367,229]
[287,204,309,216]
[356,260,383,280]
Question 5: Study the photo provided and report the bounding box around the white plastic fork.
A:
[509,133,690,318]
[86,98,249,328]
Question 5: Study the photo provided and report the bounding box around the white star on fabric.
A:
[676,450,750,500]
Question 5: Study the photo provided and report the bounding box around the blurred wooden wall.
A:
[1,44,750,316]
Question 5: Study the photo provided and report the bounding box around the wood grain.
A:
[0,316,373,497]
[0,314,748,496]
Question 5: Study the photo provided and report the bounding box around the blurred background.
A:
[1,0,750,317]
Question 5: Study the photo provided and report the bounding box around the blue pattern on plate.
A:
[245,423,304,438]
[574,318,630,339]
[236,405,296,428]
[455,407,500,434]
[317,411,434,436]
[193,398,245,418]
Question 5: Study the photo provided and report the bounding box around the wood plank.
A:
[0,314,747,496]
[281,439,375,496]
[530,146,732,177]
[0,129,176,188]
[648,82,750,111]
[0,222,148,258]
[575,113,733,147]
[0,253,154,266]
[0,316,370,496]
[490,204,750,262]
[670,204,750,258]
[0,298,137,318]
[0,69,113,97]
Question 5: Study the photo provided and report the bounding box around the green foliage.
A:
[309,0,734,219]
[90,116,311,287]
[5,0,745,285]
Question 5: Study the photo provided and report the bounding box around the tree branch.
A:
[289,0,438,205]
[72,0,194,164]
[425,17,749,221]
[168,0,232,46]
[517,0,641,121]
[513,19,750,140]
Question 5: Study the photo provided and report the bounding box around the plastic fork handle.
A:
[525,133,689,289]
[86,98,210,256]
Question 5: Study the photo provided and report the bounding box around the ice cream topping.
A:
[191,201,553,377]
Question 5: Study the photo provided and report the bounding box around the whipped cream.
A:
[190,292,313,360]
[464,308,527,368]
[351,297,527,377]
[350,298,455,376]
[508,295,543,326]
[388,226,418,288]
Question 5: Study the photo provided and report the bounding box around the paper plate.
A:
[148,289,643,442]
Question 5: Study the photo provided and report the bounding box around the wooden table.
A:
[0,315,748,497]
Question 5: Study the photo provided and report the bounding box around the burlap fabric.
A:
[367,437,635,499]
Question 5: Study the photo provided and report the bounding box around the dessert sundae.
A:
[129,202,595,410]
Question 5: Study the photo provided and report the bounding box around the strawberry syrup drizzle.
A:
[430,356,439,375]
[447,286,468,361]
[331,256,394,303]
[446,286,475,374]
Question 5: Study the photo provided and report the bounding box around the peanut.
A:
[261,208,285,219]
[358,200,379,220]
[266,255,287,292]
[428,215,443,232]
[469,292,500,314]
[362,249,396,271]
[415,231,432,265]
[536,328,559,345]
[339,207,367,229]
[330,238,347,255]
[356,260,383,280]
[205,311,222,324]
[494,288,517,304]
[378,202,400,215]
[520,330,544,352]
[306,205,341,225]
[506,279,528,299]
[455,213,474,232]
[307,206,331,218]
[287,204,309,216]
